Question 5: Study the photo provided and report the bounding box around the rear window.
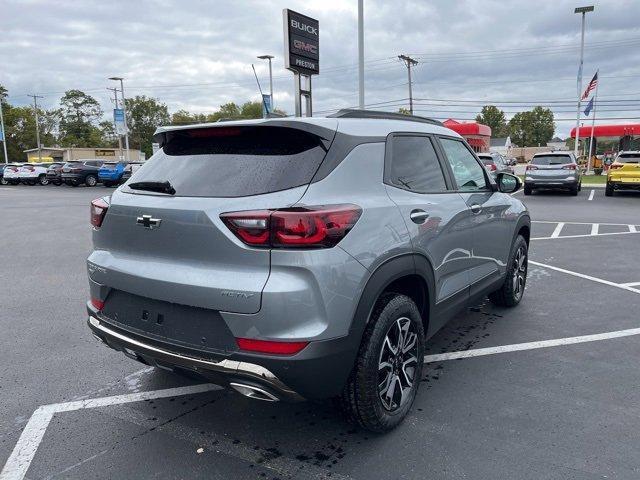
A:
[617,153,640,163]
[126,126,330,197]
[531,155,572,165]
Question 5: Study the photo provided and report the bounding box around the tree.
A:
[2,105,57,161]
[58,90,104,147]
[528,106,555,146]
[0,84,7,103]
[507,107,555,147]
[125,95,170,158]
[476,105,507,137]
[171,109,209,125]
[398,107,410,115]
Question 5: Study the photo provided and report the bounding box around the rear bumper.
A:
[525,178,578,188]
[87,305,359,402]
[607,179,640,190]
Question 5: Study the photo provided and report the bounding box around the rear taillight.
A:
[90,197,109,228]
[221,205,362,248]
[484,163,497,171]
[562,164,577,170]
[236,337,309,355]
[526,165,538,171]
[90,298,104,311]
[610,164,624,170]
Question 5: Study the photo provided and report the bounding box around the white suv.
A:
[19,163,52,185]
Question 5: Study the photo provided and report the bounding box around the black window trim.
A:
[433,134,497,193]
[383,132,456,195]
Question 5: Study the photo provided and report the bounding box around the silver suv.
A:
[86,110,530,432]
[524,151,582,195]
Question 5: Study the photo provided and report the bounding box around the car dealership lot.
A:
[1,185,640,480]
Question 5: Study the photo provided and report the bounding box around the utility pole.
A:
[0,98,8,163]
[573,5,594,160]
[358,0,364,109]
[28,94,44,162]
[109,77,130,161]
[398,55,418,115]
[107,87,124,160]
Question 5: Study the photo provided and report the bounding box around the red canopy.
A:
[443,119,492,137]
[570,124,640,138]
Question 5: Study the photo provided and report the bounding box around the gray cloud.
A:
[2,0,639,137]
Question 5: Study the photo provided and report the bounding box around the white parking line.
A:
[529,260,640,294]
[590,223,599,235]
[630,225,638,233]
[532,231,640,241]
[425,327,640,363]
[621,282,640,288]
[588,189,595,201]
[0,384,220,480]
[550,222,564,238]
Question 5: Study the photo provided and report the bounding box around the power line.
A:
[398,55,418,114]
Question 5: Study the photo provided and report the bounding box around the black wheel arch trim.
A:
[348,253,436,349]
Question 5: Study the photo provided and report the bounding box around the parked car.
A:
[45,163,65,185]
[86,110,530,432]
[605,151,640,196]
[98,161,126,187]
[524,152,581,195]
[61,160,104,186]
[19,163,53,185]
[1,164,23,185]
[1,163,22,185]
[477,152,513,177]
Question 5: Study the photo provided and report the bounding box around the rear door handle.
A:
[410,209,430,224]
[470,204,482,215]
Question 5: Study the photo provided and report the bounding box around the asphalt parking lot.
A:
[1,184,640,480]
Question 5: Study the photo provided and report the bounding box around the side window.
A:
[439,138,488,191]
[388,136,448,193]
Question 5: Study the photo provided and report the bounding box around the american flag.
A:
[581,71,598,100]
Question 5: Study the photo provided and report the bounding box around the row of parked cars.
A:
[0,160,143,187]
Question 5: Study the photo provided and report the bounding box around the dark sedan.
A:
[61,160,104,186]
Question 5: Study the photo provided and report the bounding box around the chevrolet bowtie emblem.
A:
[136,214,162,230]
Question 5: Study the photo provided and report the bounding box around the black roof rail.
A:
[327,109,443,126]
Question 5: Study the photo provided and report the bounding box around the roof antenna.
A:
[251,64,271,118]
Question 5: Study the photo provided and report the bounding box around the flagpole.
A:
[587,70,599,174]
[0,99,8,164]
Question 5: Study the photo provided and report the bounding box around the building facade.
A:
[24,147,143,163]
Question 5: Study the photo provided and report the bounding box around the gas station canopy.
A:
[570,123,640,138]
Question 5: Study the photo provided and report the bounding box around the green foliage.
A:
[58,90,105,147]
[125,95,170,158]
[2,104,57,161]
[507,107,555,147]
[476,105,507,137]
[398,107,410,115]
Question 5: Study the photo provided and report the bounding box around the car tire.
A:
[570,184,578,196]
[605,182,614,197]
[39,175,49,186]
[103,181,114,188]
[339,293,425,433]
[0,177,7,186]
[523,185,532,195]
[27,180,37,186]
[10,180,19,185]
[85,175,97,187]
[489,235,528,308]
[578,181,582,192]
[53,180,62,186]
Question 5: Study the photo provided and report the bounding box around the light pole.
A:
[573,5,594,160]
[257,55,274,113]
[109,77,130,161]
[358,0,364,109]
[0,98,8,163]
[28,94,44,162]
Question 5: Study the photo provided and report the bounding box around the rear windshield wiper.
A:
[128,180,176,195]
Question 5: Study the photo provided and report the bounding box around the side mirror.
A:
[496,172,521,194]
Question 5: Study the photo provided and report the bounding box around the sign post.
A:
[283,9,319,117]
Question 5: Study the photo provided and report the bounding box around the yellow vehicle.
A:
[606,151,640,197]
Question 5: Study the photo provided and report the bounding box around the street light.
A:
[573,5,594,160]
[109,76,130,161]
[257,55,274,112]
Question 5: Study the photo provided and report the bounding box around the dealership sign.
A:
[283,9,319,75]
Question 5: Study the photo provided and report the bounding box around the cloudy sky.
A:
[2,0,639,137]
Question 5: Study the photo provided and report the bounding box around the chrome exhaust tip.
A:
[229,382,279,402]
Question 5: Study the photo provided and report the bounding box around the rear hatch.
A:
[611,153,640,182]
[90,122,336,317]
[528,154,574,179]
[62,161,82,174]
